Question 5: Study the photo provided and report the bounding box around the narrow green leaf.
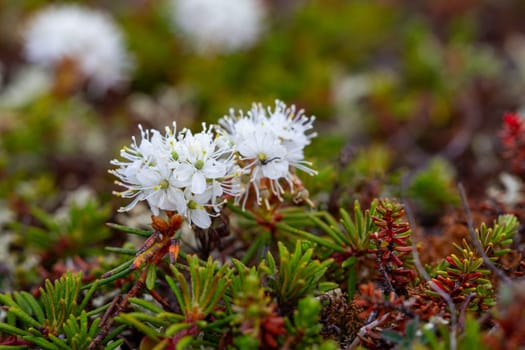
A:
[146,264,157,290]
[276,223,343,252]
[103,339,125,350]
[93,261,135,287]
[203,282,228,315]
[166,275,186,316]
[106,223,153,237]
[48,334,71,350]
[200,315,236,330]
[266,251,276,273]
[23,336,56,350]
[124,312,169,328]
[13,293,32,316]
[157,312,185,323]
[63,318,77,342]
[176,335,194,349]
[0,293,16,307]
[115,314,161,341]
[0,321,32,337]
[9,307,40,328]
[89,317,102,339]
[129,297,164,314]
[166,323,191,336]
[340,208,358,245]
[19,292,45,324]
[0,345,28,349]
[189,257,200,307]
[342,256,357,268]
[83,258,134,289]
[86,303,111,317]
[241,234,265,264]
[80,311,88,335]
[318,282,338,292]
[78,280,100,312]
[310,215,346,246]
[103,324,127,345]
[104,246,136,255]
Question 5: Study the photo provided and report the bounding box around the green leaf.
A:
[104,247,136,255]
[78,280,100,313]
[166,323,191,337]
[23,336,56,350]
[8,307,40,328]
[115,314,162,341]
[146,264,157,290]
[129,297,164,314]
[104,339,125,350]
[0,321,32,337]
[175,336,194,350]
[19,292,45,324]
[106,222,154,237]
[48,334,71,350]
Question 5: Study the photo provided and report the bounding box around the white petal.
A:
[191,172,207,194]
[117,194,143,212]
[237,138,258,158]
[203,162,226,179]
[173,163,193,186]
[146,190,164,208]
[136,168,160,187]
[164,187,187,214]
[262,160,289,179]
[190,208,211,229]
[194,189,213,204]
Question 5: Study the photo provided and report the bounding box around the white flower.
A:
[170,0,265,54]
[238,131,289,180]
[110,125,176,213]
[24,4,132,92]
[218,100,317,208]
[111,102,317,221]
[110,123,237,229]
[267,101,317,174]
[184,189,213,229]
[175,125,234,194]
[136,163,187,216]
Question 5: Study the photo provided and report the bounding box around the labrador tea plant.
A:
[1,105,525,350]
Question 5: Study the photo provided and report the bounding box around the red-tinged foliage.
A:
[130,213,182,270]
[0,336,32,346]
[500,112,525,177]
[369,200,415,295]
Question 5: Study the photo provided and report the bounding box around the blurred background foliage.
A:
[1,0,525,290]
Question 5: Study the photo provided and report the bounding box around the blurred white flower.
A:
[170,0,266,54]
[219,100,317,208]
[0,66,51,108]
[24,4,132,93]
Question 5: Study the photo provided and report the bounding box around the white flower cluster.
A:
[170,0,265,54]
[24,4,132,92]
[219,101,317,208]
[110,124,237,229]
[111,101,316,229]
